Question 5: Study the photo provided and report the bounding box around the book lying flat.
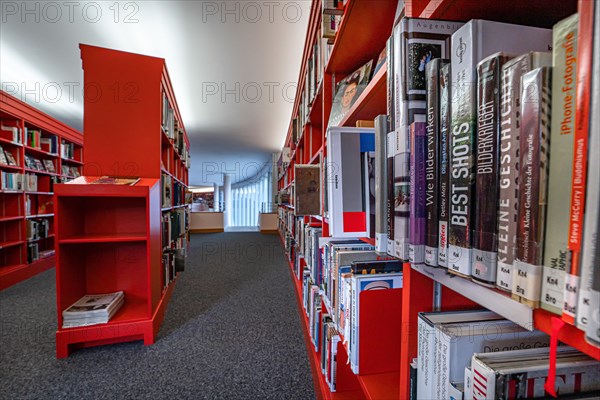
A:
[91,176,141,185]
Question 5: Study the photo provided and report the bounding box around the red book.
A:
[563,1,594,324]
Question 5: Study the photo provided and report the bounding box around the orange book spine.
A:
[563,0,594,324]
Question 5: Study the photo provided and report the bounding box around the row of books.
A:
[162,92,191,169]
[25,195,53,216]
[1,172,37,191]
[416,309,599,400]
[25,155,56,173]
[60,141,75,159]
[26,218,50,241]
[162,207,188,290]
[0,123,22,144]
[379,14,599,344]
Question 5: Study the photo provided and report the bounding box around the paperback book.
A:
[438,63,451,268]
[409,121,427,265]
[62,291,125,328]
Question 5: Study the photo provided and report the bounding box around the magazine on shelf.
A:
[90,176,141,185]
[62,291,125,328]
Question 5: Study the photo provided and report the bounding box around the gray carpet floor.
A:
[0,233,316,400]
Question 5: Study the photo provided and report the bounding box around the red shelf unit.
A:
[54,178,167,358]
[278,0,596,399]
[0,90,83,290]
[54,45,190,357]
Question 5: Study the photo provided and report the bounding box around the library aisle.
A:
[0,233,315,400]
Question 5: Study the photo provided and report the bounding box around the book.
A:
[564,0,595,325]
[91,176,141,185]
[62,291,125,328]
[581,1,600,346]
[294,165,320,216]
[374,115,389,253]
[409,121,427,265]
[4,150,17,166]
[349,272,403,374]
[449,20,552,278]
[512,66,552,308]
[438,63,451,268]
[417,310,502,400]
[470,347,600,399]
[424,58,448,267]
[43,160,55,173]
[373,46,387,77]
[350,259,403,275]
[496,52,552,293]
[326,126,374,238]
[472,52,514,287]
[328,60,373,128]
[0,145,7,165]
[435,320,550,400]
[541,14,578,315]
[394,125,411,261]
[386,130,396,256]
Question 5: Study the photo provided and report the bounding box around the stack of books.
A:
[62,291,125,328]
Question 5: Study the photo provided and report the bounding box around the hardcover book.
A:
[386,130,396,256]
[374,115,389,254]
[512,67,552,307]
[565,0,595,325]
[580,1,599,345]
[394,125,411,261]
[449,20,552,278]
[416,310,501,400]
[471,347,600,399]
[438,63,451,268]
[409,121,427,265]
[542,14,578,315]
[326,126,374,238]
[472,52,514,287]
[294,165,321,216]
[424,58,448,266]
[328,60,373,128]
[496,52,552,293]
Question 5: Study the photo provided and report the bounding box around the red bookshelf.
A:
[54,45,190,357]
[0,90,83,290]
[277,0,597,399]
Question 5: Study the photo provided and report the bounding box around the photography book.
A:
[328,60,373,128]
[448,20,552,278]
[496,52,552,294]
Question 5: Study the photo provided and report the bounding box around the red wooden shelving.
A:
[54,45,190,357]
[278,1,596,399]
[0,90,83,290]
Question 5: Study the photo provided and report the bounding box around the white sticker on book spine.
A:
[541,266,564,310]
[496,261,512,291]
[512,260,542,301]
[562,273,579,318]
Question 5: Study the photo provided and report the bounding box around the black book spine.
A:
[472,54,513,286]
[350,260,403,275]
[387,130,395,256]
[425,58,448,267]
[438,63,451,268]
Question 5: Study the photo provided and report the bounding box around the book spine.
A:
[542,14,578,315]
[472,54,512,286]
[375,115,389,254]
[387,35,396,132]
[581,1,599,343]
[438,63,451,268]
[448,23,477,277]
[497,56,528,293]
[387,131,396,256]
[394,126,411,261]
[471,356,496,400]
[564,1,594,324]
[409,122,427,265]
[425,59,447,267]
[417,317,434,400]
[513,67,552,307]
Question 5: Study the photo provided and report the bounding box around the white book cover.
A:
[449,20,552,277]
[436,320,550,400]
[326,126,375,238]
[416,310,501,400]
[464,366,473,400]
[349,273,403,374]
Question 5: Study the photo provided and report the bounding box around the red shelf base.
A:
[0,257,54,290]
[56,278,176,358]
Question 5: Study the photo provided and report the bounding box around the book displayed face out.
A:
[328,60,374,128]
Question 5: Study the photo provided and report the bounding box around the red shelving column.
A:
[54,45,190,357]
[0,90,83,290]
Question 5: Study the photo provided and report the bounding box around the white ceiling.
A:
[0,0,310,185]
